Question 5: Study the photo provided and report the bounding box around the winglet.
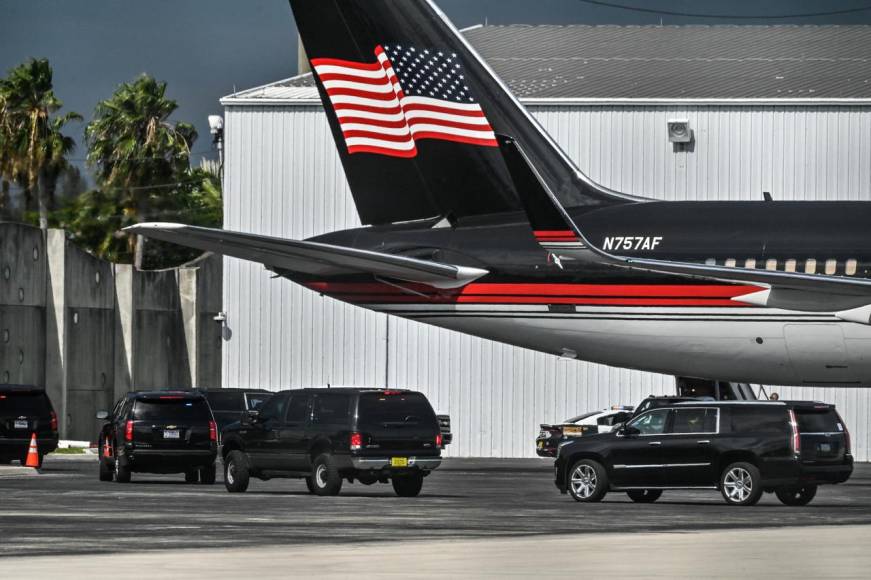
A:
[497,135,589,254]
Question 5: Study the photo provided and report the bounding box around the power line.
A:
[572,0,871,19]
[64,149,218,163]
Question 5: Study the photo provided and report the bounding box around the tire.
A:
[199,463,217,485]
[99,457,114,482]
[224,450,250,493]
[304,476,316,494]
[114,456,131,484]
[775,484,818,506]
[310,453,343,496]
[185,470,199,484]
[720,462,763,506]
[392,472,424,497]
[567,459,609,503]
[626,489,662,503]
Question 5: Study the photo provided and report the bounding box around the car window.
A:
[795,409,842,433]
[133,399,211,422]
[0,392,50,416]
[246,393,272,411]
[357,392,437,431]
[311,394,350,425]
[285,394,309,423]
[258,393,289,422]
[730,407,789,434]
[206,391,240,412]
[628,409,670,435]
[671,408,718,434]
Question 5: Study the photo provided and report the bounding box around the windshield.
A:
[357,392,437,430]
[133,399,211,423]
[0,392,50,416]
[796,409,842,433]
[246,394,272,411]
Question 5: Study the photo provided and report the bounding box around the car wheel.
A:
[311,453,343,496]
[199,463,217,485]
[114,456,131,484]
[720,462,763,506]
[304,476,316,494]
[626,489,662,503]
[185,470,199,484]
[775,484,818,506]
[224,450,250,493]
[567,459,608,503]
[99,457,114,482]
[392,472,424,497]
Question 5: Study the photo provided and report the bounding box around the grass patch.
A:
[52,447,87,455]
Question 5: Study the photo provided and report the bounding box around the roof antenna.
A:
[763,191,773,201]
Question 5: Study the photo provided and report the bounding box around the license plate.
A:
[13,420,28,429]
[819,443,833,453]
[537,441,544,449]
[163,429,180,439]
[391,457,408,468]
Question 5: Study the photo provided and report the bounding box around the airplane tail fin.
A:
[290,0,633,226]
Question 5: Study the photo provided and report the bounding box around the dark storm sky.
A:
[2,0,871,175]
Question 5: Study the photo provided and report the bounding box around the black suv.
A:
[221,388,442,497]
[0,385,58,467]
[96,391,218,483]
[555,401,852,506]
[204,388,273,433]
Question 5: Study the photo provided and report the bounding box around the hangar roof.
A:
[223,24,871,105]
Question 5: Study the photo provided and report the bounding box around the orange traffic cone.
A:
[25,432,40,468]
[103,437,112,458]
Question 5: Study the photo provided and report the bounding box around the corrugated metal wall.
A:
[223,104,871,460]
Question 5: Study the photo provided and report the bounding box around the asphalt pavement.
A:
[1,455,870,559]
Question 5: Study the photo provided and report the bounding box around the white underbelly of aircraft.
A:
[375,304,871,387]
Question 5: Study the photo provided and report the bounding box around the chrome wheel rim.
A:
[227,460,236,485]
[724,467,752,502]
[316,464,327,488]
[570,464,598,499]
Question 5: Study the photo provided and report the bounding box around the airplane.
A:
[129,0,871,388]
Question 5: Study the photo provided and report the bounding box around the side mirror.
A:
[96,411,109,420]
[242,410,260,425]
[619,425,640,437]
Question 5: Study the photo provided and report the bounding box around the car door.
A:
[608,408,671,488]
[274,392,311,472]
[245,392,289,470]
[660,407,720,487]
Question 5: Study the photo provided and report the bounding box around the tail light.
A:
[350,432,362,451]
[50,410,58,432]
[837,412,851,455]
[436,433,443,448]
[125,420,134,442]
[788,409,800,455]
[209,420,218,442]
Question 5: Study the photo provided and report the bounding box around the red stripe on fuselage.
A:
[303,282,761,307]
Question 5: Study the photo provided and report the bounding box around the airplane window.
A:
[846,259,858,276]
[825,259,837,275]
[805,259,817,274]
[705,258,716,265]
[745,258,756,269]
[785,259,797,272]
[765,259,777,271]
[725,259,736,267]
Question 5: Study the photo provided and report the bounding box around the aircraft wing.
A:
[125,223,488,289]
[499,135,871,321]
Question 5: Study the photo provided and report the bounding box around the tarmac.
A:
[1,455,870,577]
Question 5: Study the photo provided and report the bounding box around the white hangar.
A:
[219,25,871,459]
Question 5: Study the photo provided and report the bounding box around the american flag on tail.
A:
[311,44,498,158]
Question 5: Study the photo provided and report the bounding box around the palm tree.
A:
[85,74,197,264]
[0,58,80,228]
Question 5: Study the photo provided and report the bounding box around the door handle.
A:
[697,440,711,445]
[648,441,662,446]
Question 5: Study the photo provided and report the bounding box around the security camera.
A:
[667,119,692,143]
[208,115,224,135]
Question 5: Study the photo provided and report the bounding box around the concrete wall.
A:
[0,223,222,441]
